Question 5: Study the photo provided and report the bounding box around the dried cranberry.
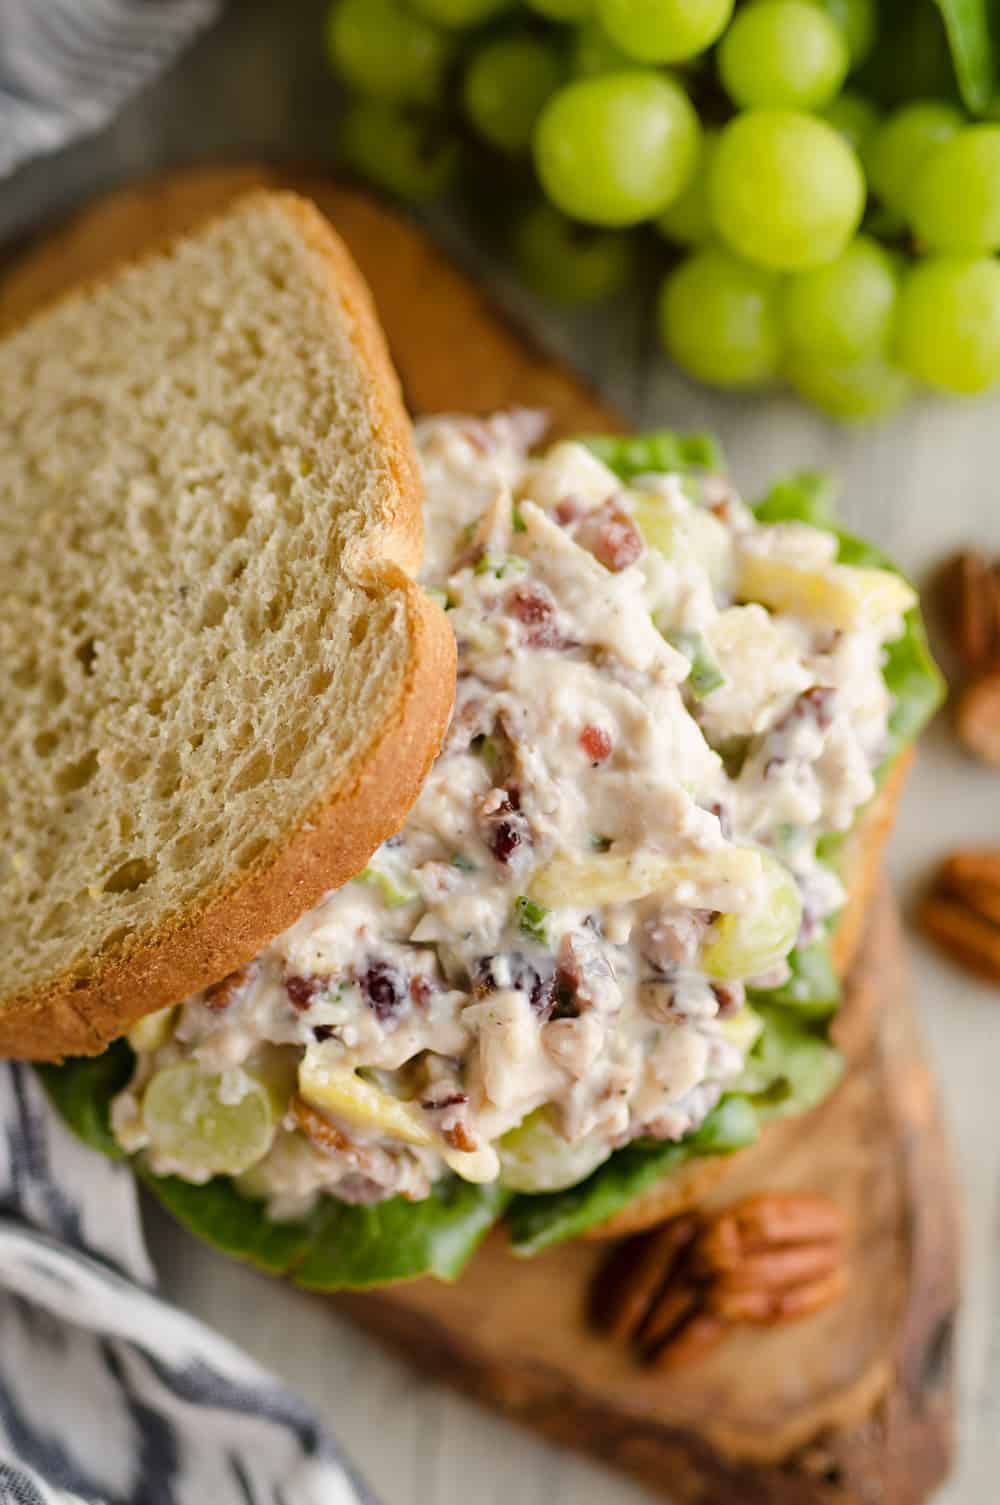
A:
[285,974,326,1012]
[489,819,523,863]
[359,961,406,1024]
[580,724,613,764]
[708,801,732,841]
[585,501,643,572]
[505,583,564,649]
[312,1024,337,1043]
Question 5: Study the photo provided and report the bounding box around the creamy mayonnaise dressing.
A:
[112,413,908,1217]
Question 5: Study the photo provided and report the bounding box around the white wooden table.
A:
[3,4,999,1501]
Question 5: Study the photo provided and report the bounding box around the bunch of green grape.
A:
[326,0,1000,421]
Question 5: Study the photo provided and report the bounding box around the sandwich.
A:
[1,194,943,1290]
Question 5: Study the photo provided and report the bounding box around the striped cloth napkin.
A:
[0,8,379,1504]
[0,0,220,178]
[0,1064,375,1505]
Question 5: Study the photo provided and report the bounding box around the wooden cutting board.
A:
[0,164,959,1505]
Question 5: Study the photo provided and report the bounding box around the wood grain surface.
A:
[0,163,960,1505]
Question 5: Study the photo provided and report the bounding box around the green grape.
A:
[570,18,634,73]
[409,0,512,26]
[895,256,1000,394]
[702,856,802,980]
[821,91,879,153]
[910,127,1000,254]
[512,202,637,303]
[718,1,848,111]
[142,1064,278,1176]
[499,1108,611,1191]
[463,36,564,152]
[658,247,783,388]
[525,0,593,17]
[782,235,898,364]
[596,0,734,62]
[710,110,865,270]
[326,0,455,106]
[815,0,875,66]
[864,99,964,221]
[655,127,718,245]
[534,72,701,226]
[786,353,911,419]
[340,100,460,202]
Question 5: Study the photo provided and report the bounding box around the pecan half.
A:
[937,551,1000,678]
[957,671,1000,768]
[202,965,254,1012]
[591,1192,848,1369]
[918,848,1000,983]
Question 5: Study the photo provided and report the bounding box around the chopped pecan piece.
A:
[203,965,253,1012]
[591,1192,847,1368]
[918,848,1000,983]
[290,1095,353,1153]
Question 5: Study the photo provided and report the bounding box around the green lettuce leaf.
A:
[579,430,725,481]
[750,941,841,1018]
[36,1039,134,1159]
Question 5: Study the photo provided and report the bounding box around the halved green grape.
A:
[525,0,592,16]
[499,1108,611,1191]
[910,126,1000,254]
[409,0,512,26]
[658,247,782,388]
[815,0,875,66]
[533,72,701,226]
[340,100,460,202]
[570,18,634,74]
[326,0,455,106]
[710,111,865,270]
[596,0,734,62]
[701,855,802,981]
[782,234,898,364]
[785,352,912,420]
[895,255,1000,394]
[821,91,880,152]
[719,1003,764,1055]
[142,1064,278,1176]
[655,127,718,245]
[864,99,964,221]
[511,202,637,303]
[718,1,848,111]
[463,35,564,153]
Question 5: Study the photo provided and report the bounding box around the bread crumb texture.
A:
[0,193,444,1047]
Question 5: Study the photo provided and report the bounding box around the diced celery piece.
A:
[514,895,550,944]
[664,628,726,699]
[142,1064,278,1176]
[356,864,418,909]
[425,586,450,609]
[473,553,526,578]
[737,553,916,630]
[499,1108,612,1193]
[702,854,802,981]
[127,1006,176,1055]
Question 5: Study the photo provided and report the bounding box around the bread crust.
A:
[0,193,456,1061]
[585,748,915,1240]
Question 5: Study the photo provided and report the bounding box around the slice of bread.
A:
[586,748,914,1239]
[0,192,456,1062]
